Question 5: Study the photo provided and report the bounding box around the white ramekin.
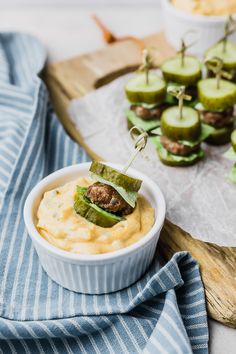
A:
[161,0,236,56]
[24,163,166,294]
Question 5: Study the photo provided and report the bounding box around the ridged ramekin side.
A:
[33,233,159,294]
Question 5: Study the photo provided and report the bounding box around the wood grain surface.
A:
[44,32,236,328]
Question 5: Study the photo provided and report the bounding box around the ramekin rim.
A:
[24,162,166,263]
[161,0,236,23]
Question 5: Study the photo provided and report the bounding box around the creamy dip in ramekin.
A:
[37,177,155,255]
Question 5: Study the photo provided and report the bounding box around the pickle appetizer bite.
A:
[37,162,155,254]
[151,86,212,167]
[161,36,201,103]
[36,132,156,255]
[125,49,167,133]
[205,16,236,82]
[74,161,142,227]
[223,129,236,184]
[197,57,236,145]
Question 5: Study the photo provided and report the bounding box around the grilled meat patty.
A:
[201,107,234,128]
[130,103,168,120]
[85,182,133,216]
[160,135,200,156]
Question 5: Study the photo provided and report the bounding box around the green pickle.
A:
[161,56,201,85]
[205,42,236,71]
[74,187,122,228]
[159,149,203,167]
[161,106,201,142]
[198,79,236,111]
[231,130,236,152]
[151,136,204,167]
[125,73,166,104]
[90,161,142,192]
[206,124,234,145]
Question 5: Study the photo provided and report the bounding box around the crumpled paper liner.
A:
[69,73,236,246]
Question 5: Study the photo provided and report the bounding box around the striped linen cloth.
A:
[0,33,209,354]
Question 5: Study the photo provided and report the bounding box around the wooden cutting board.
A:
[44,33,236,328]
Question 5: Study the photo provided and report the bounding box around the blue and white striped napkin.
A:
[0,33,208,354]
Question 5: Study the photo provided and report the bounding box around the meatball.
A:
[85,182,133,216]
[160,135,200,156]
[131,104,168,120]
[201,107,234,128]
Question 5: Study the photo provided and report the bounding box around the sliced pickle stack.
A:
[197,78,236,145]
[125,73,167,133]
[150,83,212,167]
[152,106,205,167]
[74,162,142,228]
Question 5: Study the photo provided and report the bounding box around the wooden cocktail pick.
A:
[122,126,148,174]
[167,86,192,119]
[217,15,236,52]
[177,31,196,67]
[138,48,154,85]
[205,57,232,89]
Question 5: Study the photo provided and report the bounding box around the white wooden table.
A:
[0,4,235,353]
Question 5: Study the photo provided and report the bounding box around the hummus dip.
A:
[172,0,236,16]
[37,178,155,254]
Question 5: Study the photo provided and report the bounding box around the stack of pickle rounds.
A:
[197,78,236,144]
[74,162,142,227]
[125,73,167,132]
[151,104,207,167]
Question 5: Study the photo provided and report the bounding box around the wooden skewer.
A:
[205,57,232,89]
[122,127,148,174]
[167,86,191,119]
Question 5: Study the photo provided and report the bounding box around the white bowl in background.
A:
[24,163,166,294]
[161,0,236,56]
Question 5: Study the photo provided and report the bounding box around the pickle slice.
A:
[90,161,142,192]
[125,73,166,104]
[206,124,234,145]
[159,149,203,166]
[198,78,236,111]
[205,42,236,71]
[161,56,201,85]
[151,136,204,166]
[231,130,236,152]
[74,187,122,228]
[161,106,201,142]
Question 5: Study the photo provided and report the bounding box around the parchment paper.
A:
[68,73,236,246]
